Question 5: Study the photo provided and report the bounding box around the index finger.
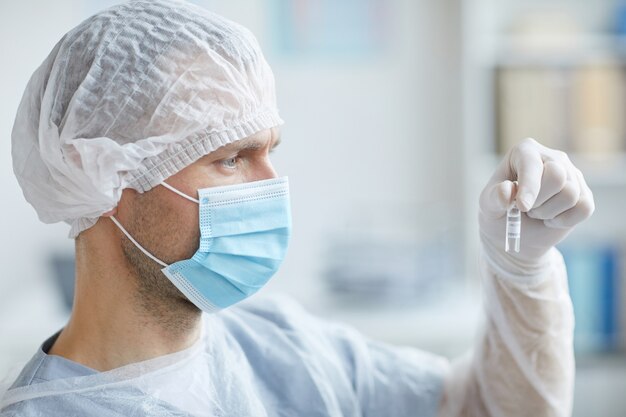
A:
[510,142,544,212]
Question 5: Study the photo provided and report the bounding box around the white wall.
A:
[0,0,464,375]
[193,0,464,304]
[0,0,85,376]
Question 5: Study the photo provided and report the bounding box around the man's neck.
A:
[48,224,203,372]
[49,300,202,372]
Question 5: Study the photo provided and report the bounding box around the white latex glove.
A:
[479,138,595,279]
[437,138,593,417]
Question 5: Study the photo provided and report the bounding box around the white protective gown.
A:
[0,249,574,417]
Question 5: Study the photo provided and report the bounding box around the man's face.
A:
[116,127,281,314]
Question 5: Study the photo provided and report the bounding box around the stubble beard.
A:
[120,213,201,335]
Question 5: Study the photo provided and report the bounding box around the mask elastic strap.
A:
[160,182,199,204]
[109,216,169,268]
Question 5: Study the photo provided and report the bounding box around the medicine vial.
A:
[505,203,521,253]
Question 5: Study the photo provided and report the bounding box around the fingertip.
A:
[480,180,516,218]
[495,180,516,211]
[510,143,543,211]
[516,190,535,212]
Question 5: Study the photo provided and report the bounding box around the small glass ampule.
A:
[505,194,521,253]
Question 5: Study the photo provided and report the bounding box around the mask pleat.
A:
[164,177,291,312]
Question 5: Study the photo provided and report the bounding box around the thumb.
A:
[479,180,517,219]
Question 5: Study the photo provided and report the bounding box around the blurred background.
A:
[0,0,625,415]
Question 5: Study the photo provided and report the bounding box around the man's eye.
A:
[221,157,238,169]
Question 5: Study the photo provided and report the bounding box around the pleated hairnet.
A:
[11,0,283,238]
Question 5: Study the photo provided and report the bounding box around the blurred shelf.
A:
[573,352,626,417]
[310,287,482,359]
[576,351,626,367]
[495,34,626,68]
[570,153,626,187]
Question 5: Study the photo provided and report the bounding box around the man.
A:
[1,1,593,416]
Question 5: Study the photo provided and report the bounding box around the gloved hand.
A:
[479,138,595,278]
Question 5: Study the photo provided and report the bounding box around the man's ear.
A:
[101,208,117,217]
[101,188,140,218]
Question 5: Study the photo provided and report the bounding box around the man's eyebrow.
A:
[230,135,281,152]
[212,134,282,158]
[236,140,263,151]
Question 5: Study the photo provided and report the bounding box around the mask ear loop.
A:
[109,182,198,268]
[109,216,168,268]
[160,182,199,204]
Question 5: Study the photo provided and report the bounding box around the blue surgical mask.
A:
[111,177,291,312]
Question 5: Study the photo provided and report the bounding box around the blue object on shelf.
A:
[599,246,618,346]
[559,242,621,353]
[614,3,626,36]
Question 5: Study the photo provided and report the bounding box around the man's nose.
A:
[249,158,278,182]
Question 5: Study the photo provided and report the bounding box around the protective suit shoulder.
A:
[223,294,449,417]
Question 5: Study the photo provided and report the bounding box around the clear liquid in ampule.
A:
[505,203,521,253]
